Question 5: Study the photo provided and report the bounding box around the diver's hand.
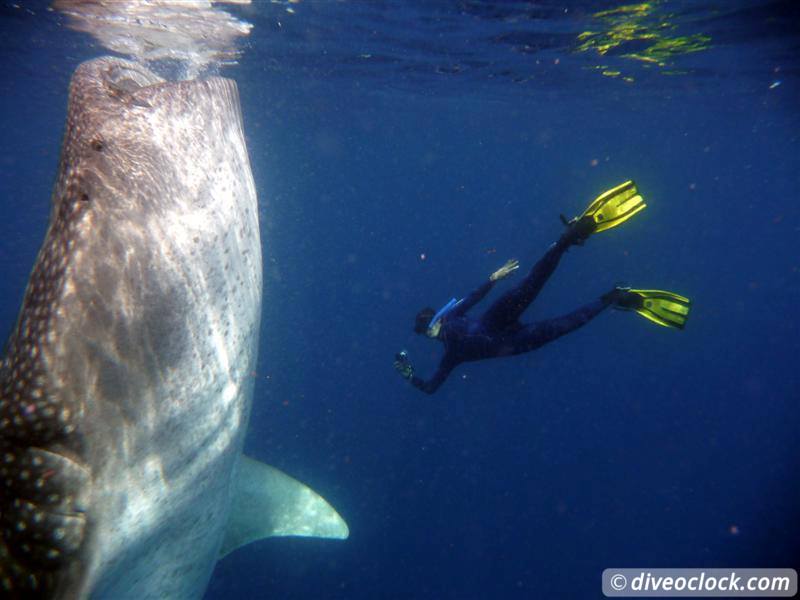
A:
[490,259,520,282]
[394,350,414,380]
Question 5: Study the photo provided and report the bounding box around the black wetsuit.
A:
[411,235,609,394]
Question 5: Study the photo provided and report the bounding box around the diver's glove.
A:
[490,259,520,282]
[602,286,642,310]
[394,350,414,380]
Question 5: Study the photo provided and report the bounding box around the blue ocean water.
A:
[1,1,798,598]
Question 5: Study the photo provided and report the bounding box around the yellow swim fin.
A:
[566,180,646,234]
[622,289,691,330]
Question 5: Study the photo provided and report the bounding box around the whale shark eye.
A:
[90,139,104,152]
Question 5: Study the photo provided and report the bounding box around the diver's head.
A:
[414,307,436,335]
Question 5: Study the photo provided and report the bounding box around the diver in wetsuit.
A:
[394,181,691,395]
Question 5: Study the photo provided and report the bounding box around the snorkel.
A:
[427,297,462,336]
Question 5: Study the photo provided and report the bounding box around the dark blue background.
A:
[1,2,798,598]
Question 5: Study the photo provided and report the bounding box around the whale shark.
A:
[0,57,348,598]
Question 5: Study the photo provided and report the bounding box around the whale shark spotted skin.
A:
[0,57,347,599]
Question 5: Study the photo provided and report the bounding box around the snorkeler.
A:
[394,181,691,394]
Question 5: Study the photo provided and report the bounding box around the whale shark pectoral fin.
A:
[219,454,349,558]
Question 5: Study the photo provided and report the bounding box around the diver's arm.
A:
[410,359,456,395]
[452,259,519,317]
[394,350,455,394]
[452,281,494,317]
[395,351,456,395]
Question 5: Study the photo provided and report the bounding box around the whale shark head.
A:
[0,57,347,599]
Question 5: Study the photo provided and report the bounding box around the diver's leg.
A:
[513,298,609,353]
[481,236,573,331]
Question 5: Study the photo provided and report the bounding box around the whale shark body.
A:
[0,57,347,598]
